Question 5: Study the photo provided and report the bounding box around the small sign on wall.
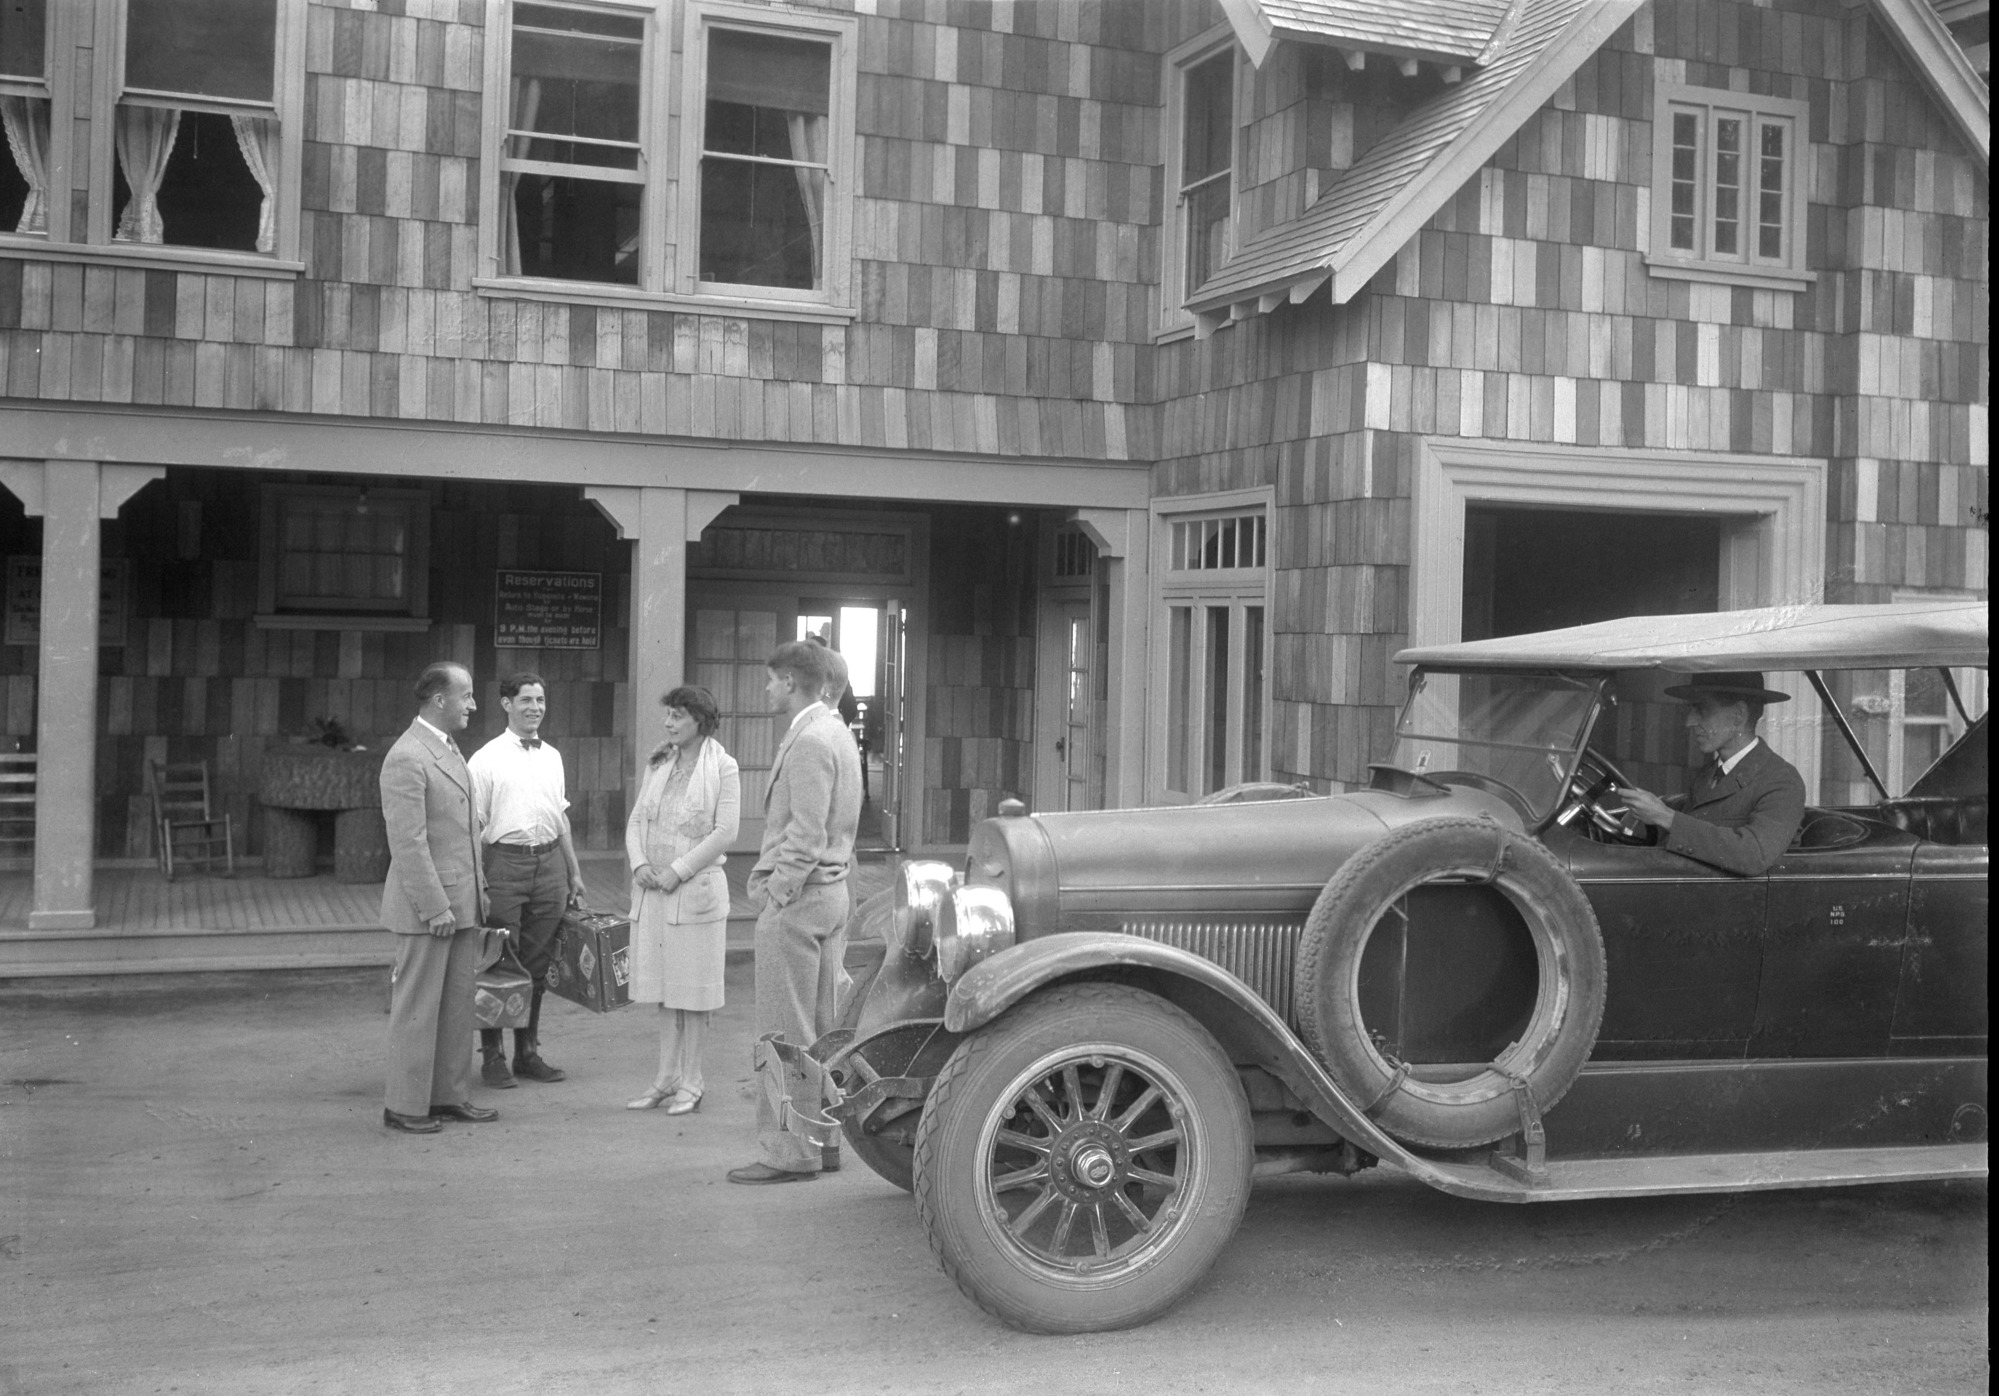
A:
[494,570,602,650]
[5,556,130,648]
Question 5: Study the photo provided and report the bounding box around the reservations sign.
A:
[494,570,602,650]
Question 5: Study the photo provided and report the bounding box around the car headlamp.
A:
[935,885,1015,984]
[889,860,957,960]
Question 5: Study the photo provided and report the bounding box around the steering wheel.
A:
[1561,747,1648,843]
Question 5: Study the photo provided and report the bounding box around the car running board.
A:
[1404,1142,1988,1203]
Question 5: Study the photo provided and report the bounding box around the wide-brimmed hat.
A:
[1663,671,1791,704]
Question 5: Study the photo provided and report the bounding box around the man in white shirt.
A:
[467,671,587,1086]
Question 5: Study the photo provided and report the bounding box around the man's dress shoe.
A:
[726,1161,816,1184]
[383,1108,442,1134]
[429,1102,500,1123]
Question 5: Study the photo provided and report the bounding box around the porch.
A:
[0,855,898,978]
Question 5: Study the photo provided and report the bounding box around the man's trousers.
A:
[384,925,480,1116]
[754,880,851,1172]
[481,841,568,1048]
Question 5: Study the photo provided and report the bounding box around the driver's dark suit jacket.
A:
[1662,739,1807,876]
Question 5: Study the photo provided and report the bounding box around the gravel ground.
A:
[0,965,1986,1396]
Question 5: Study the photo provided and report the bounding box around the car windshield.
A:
[1389,670,1602,820]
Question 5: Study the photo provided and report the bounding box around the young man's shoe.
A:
[726,1161,815,1184]
[513,1053,566,1083]
[481,1054,517,1089]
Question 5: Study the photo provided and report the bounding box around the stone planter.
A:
[259,747,388,882]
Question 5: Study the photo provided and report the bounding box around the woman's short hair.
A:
[660,685,721,737]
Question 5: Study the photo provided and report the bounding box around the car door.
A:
[1751,828,1914,1058]
[1557,828,1767,1058]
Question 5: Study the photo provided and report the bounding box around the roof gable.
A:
[1870,0,1991,162]
[1189,0,1645,335]
[1218,0,1518,66]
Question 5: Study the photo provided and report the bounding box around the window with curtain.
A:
[499,1,647,285]
[111,0,284,253]
[0,0,50,236]
[1649,84,1808,285]
[697,27,831,292]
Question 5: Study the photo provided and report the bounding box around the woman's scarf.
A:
[645,736,723,857]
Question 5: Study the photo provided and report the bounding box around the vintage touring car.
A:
[787,601,1987,1333]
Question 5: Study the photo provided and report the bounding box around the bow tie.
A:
[519,737,542,751]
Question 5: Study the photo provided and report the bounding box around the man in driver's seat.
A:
[1619,672,1807,876]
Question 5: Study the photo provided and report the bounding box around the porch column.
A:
[585,486,737,769]
[1075,507,1150,809]
[0,460,163,930]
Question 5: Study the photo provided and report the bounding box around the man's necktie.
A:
[520,738,542,751]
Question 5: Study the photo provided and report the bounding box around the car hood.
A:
[968,786,1527,936]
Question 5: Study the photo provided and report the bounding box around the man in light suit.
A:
[728,640,863,1183]
[380,661,500,1134]
[1621,671,1808,877]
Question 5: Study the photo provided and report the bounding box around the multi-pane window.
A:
[1178,50,1234,298]
[1158,506,1268,801]
[1159,32,1239,331]
[1845,665,1986,800]
[259,488,431,618]
[499,2,648,285]
[0,0,50,236]
[1652,85,1806,279]
[1052,527,1096,580]
[696,26,831,292]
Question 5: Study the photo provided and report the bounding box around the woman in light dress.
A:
[624,686,740,1115]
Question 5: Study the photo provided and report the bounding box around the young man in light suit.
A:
[728,640,863,1183]
[379,662,500,1134]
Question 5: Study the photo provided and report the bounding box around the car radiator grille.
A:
[1120,918,1304,1024]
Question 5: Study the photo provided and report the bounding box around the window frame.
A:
[675,0,857,315]
[49,0,309,272]
[477,0,669,294]
[1157,26,1244,338]
[0,0,62,242]
[257,485,433,625]
[1149,489,1274,803]
[1646,81,1812,292]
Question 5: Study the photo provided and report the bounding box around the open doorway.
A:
[797,601,901,850]
[1463,506,1721,797]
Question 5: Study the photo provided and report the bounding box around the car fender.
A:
[943,932,1442,1180]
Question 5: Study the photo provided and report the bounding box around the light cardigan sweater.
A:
[625,737,741,924]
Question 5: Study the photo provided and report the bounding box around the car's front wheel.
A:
[913,983,1252,1334]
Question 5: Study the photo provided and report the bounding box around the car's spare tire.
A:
[1293,816,1605,1149]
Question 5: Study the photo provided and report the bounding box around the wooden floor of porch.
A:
[0,856,896,977]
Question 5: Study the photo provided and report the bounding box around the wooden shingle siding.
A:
[1,475,635,855]
[0,0,1984,819]
[1152,0,1986,792]
[1,0,1169,464]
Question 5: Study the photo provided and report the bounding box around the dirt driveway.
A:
[1,966,1986,1396]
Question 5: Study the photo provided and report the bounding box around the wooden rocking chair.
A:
[150,760,234,880]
